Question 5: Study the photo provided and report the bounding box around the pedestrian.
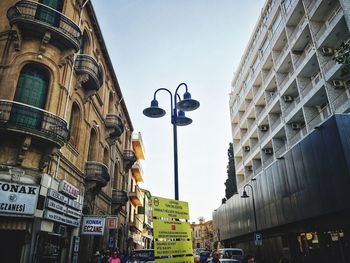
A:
[242,254,255,263]
[208,250,221,263]
[101,250,109,263]
[125,253,139,263]
[93,251,101,263]
[108,251,121,263]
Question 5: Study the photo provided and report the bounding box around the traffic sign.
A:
[153,219,191,239]
[254,232,262,246]
[152,196,189,220]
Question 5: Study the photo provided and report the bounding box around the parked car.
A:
[133,249,154,263]
[219,248,244,262]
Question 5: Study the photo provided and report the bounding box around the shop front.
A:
[0,181,39,262]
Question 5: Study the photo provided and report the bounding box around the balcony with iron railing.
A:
[75,54,103,91]
[112,190,129,206]
[7,0,81,51]
[84,161,110,187]
[294,44,313,69]
[129,185,142,206]
[299,72,322,98]
[123,150,137,170]
[284,96,301,118]
[0,100,68,147]
[105,114,124,140]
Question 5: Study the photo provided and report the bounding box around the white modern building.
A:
[213,0,350,262]
[230,0,350,188]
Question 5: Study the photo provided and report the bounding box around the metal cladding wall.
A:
[214,114,350,241]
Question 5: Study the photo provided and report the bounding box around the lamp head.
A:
[241,190,249,198]
[177,91,200,112]
[143,99,166,118]
[176,110,192,126]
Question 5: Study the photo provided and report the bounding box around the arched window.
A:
[108,92,114,113]
[103,147,109,168]
[36,0,64,27]
[87,129,98,161]
[12,63,50,128]
[68,103,80,146]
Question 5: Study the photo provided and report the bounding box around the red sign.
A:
[106,217,118,229]
[59,180,79,199]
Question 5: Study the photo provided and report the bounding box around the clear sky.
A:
[92,0,265,223]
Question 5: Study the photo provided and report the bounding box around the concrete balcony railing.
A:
[75,54,103,91]
[84,161,110,187]
[105,114,124,140]
[315,5,342,44]
[7,0,81,51]
[129,185,142,206]
[111,190,129,206]
[0,100,68,147]
[130,214,143,231]
[131,161,144,183]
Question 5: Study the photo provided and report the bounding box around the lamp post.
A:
[241,181,258,235]
[143,83,200,200]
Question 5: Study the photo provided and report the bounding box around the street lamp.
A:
[241,181,258,234]
[143,83,200,200]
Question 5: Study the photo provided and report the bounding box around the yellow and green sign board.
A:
[153,220,191,239]
[152,196,193,263]
[152,196,189,220]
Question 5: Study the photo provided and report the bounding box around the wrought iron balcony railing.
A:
[84,161,110,187]
[75,54,103,91]
[0,100,68,147]
[105,114,124,139]
[123,150,137,170]
[7,0,81,51]
[112,190,128,205]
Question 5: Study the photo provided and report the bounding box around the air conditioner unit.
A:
[259,125,269,131]
[291,122,301,130]
[332,80,345,89]
[283,95,294,102]
[321,46,334,56]
[246,165,253,172]
[244,146,251,152]
[263,148,273,154]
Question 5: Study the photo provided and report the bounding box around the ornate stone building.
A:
[0,0,137,262]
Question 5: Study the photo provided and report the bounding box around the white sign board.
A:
[81,217,106,236]
[59,180,79,199]
[0,182,39,216]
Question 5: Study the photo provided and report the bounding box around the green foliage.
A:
[224,143,237,199]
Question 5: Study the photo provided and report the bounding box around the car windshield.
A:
[222,250,243,258]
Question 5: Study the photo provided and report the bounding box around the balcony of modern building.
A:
[252,76,264,102]
[281,80,301,118]
[131,161,144,184]
[297,63,323,101]
[132,132,145,161]
[129,185,143,207]
[288,15,308,48]
[234,155,243,172]
[74,54,103,92]
[272,31,289,69]
[268,10,286,50]
[244,161,254,182]
[7,0,81,52]
[84,161,110,188]
[290,27,314,70]
[231,121,240,140]
[123,150,137,170]
[306,0,324,19]
[275,56,295,92]
[269,106,283,132]
[272,131,288,159]
[0,99,69,149]
[304,89,332,131]
[240,124,249,144]
[283,0,302,23]
[241,115,257,146]
[105,113,124,142]
[326,81,350,113]
[233,133,242,157]
[261,140,274,168]
[255,92,267,121]
[244,135,260,166]
[257,115,271,145]
[261,56,275,87]
[236,171,245,190]
[242,140,251,160]
[130,214,143,232]
[265,85,279,106]
[313,3,343,47]
[286,110,307,147]
[320,52,345,82]
[252,155,263,177]
[239,92,254,124]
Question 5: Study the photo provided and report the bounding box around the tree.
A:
[224,142,237,199]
